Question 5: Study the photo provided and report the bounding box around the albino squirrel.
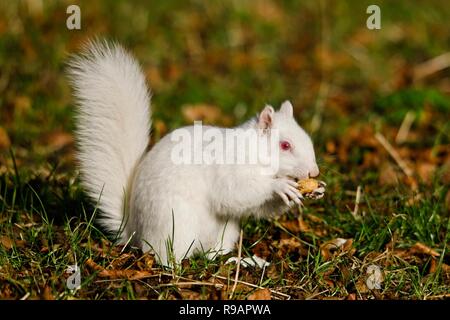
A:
[67,40,320,265]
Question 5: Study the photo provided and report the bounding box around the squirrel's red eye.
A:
[280,141,291,151]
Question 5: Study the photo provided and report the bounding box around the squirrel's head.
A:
[257,101,319,180]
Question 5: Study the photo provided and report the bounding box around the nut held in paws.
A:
[297,178,326,200]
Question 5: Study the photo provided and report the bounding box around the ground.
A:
[0,0,449,300]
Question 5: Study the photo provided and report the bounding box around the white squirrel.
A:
[67,40,320,265]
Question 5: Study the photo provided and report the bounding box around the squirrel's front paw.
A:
[272,178,303,207]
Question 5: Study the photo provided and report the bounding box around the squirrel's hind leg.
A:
[205,219,240,260]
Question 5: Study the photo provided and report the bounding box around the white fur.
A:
[67,40,151,237]
[68,40,319,265]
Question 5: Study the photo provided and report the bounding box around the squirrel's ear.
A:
[280,100,293,117]
[258,105,274,130]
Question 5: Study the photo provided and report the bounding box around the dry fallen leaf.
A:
[0,127,10,150]
[378,162,399,186]
[86,258,152,280]
[346,293,357,300]
[429,259,450,276]
[304,217,327,236]
[416,162,436,184]
[406,192,423,206]
[280,218,302,233]
[320,238,354,260]
[110,253,134,269]
[355,277,369,294]
[252,241,271,260]
[298,218,311,233]
[410,242,440,257]
[44,131,73,151]
[179,289,202,300]
[0,235,25,250]
[136,252,155,271]
[14,95,32,114]
[143,253,155,270]
[0,236,13,249]
[247,288,271,300]
[153,119,167,137]
[306,213,325,223]
[182,104,222,124]
[41,285,55,300]
[145,66,164,90]
[276,237,306,257]
[253,0,283,23]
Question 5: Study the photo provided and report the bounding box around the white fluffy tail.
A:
[67,40,151,237]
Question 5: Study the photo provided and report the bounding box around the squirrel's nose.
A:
[309,165,320,178]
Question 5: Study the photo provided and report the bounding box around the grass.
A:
[0,0,449,299]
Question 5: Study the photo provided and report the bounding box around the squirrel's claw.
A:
[273,178,303,207]
[276,191,291,206]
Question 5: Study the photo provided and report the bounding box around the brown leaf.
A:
[110,253,134,269]
[165,62,182,82]
[429,259,438,273]
[276,237,304,257]
[0,127,10,150]
[410,242,440,257]
[320,238,354,260]
[0,236,13,249]
[404,176,419,191]
[132,282,148,298]
[85,258,152,280]
[254,0,283,23]
[206,277,228,300]
[179,289,201,300]
[298,217,311,233]
[306,213,325,223]
[252,241,271,260]
[442,264,450,275]
[349,28,377,46]
[342,239,354,252]
[0,236,25,250]
[282,53,306,73]
[406,192,422,206]
[14,95,32,114]
[105,268,151,280]
[85,258,104,271]
[247,288,271,300]
[378,162,399,186]
[346,293,357,300]
[281,216,316,234]
[44,131,73,151]
[153,119,167,137]
[355,277,369,294]
[182,104,232,126]
[283,216,328,237]
[392,248,422,263]
[145,66,164,90]
[314,45,352,71]
[280,219,302,233]
[136,253,155,271]
[326,141,337,154]
[41,286,55,300]
[322,277,335,288]
[416,163,436,183]
[143,253,155,270]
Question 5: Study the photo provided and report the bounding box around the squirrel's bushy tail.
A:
[67,40,151,238]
